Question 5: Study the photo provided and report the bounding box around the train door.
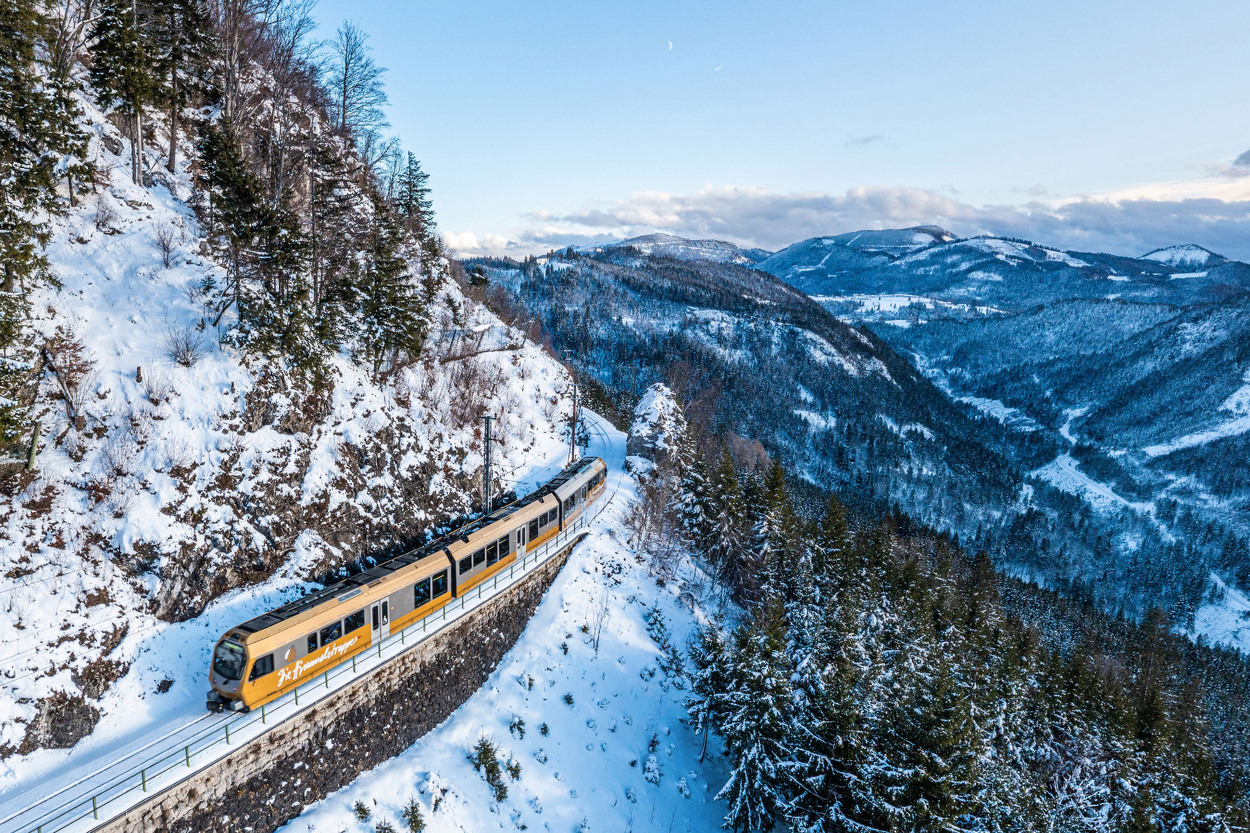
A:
[370,599,389,645]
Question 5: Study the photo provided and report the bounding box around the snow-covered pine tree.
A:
[0,0,89,441]
[687,619,732,763]
[146,0,213,173]
[707,451,747,591]
[89,0,160,185]
[716,607,792,833]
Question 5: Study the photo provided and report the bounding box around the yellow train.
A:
[207,456,608,712]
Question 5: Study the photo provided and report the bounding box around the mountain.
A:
[1142,243,1227,268]
[750,226,1250,649]
[580,233,771,265]
[759,232,1250,311]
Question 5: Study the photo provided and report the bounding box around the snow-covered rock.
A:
[626,384,686,465]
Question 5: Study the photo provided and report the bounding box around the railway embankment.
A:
[96,538,580,833]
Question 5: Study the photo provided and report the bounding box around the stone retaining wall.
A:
[97,539,579,833]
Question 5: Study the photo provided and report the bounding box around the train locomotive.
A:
[208,456,608,712]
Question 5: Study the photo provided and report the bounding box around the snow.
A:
[876,414,934,440]
[0,81,575,767]
[1030,454,1147,515]
[1190,573,1250,655]
[1169,271,1209,280]
[278,413,733,833]
[1142,415,1250,458]
[956,396,1042,432]
[1141,244,1218,268]
[811,293,1001,317]
[628,384,687,458]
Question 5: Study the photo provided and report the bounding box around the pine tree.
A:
[90,0,159,185]
[716,608,792,833]
[395,152,435,244]
[687,620,731,763]
[147,0,213,173]
[356,196,429,377]
[707,452,747,592]
[0,0,89,440]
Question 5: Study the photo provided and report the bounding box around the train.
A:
[207,455,608,712]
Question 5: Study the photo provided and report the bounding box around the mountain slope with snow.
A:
[583,233,771,265]
[0,85,575,760]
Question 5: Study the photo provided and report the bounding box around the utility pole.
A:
[482,414,494,515]
[568,379,579,466]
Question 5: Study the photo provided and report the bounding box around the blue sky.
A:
[314,0,1250,258]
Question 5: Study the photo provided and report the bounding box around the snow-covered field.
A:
[1191,574,1250,655]
[279,414,731,833]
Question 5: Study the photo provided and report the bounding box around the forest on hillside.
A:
[2,0,441,441]
[623,393,1250,832]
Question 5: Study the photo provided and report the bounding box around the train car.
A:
[208,455,608,712]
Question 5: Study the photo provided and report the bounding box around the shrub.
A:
[375,821,395,833]
[509,715,525,739]
[562,692,574,706]
[162,322,205,367]
[470,735,508,802]
[538,722,549,736]
[353,800,371,821]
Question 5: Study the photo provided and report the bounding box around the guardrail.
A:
[5,515,595,833]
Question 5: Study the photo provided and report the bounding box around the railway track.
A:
[0,414,627,833]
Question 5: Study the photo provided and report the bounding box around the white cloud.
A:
[450,175,1250,262]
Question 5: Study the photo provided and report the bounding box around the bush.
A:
[562,692,574,706]
[353,800,371,821]
[509,715,525,739]
[162,322,205,367]
[538,722,549,736]
[469,735,508,802]
[375,821,395,833]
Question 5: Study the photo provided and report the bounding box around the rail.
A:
[2,416,624,833]
[3,518,597,833]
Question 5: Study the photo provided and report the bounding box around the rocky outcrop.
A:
[625,383,686,466]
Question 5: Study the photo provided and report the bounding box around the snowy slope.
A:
[280,414,733,833]
[1141,244,1225,268]
[0,86,573,758]
[586,234,771,266]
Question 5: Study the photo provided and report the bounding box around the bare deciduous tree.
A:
[325,21,388,139]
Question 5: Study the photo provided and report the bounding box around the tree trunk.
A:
[167,69,178,173]
[132,108,143,186]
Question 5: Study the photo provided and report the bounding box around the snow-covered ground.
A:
[0,82,574,762]
[1191,573,1250,655]
[279,414,732,833]
[1029,454,1149,515]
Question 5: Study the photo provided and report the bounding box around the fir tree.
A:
[0,0,89,440]
[395,152,435,244]
[90,0,159,185]
[716,608,792,833]
[146,0,213,173]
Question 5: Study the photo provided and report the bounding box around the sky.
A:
[313,0,1250,259]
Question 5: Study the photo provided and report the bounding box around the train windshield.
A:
[212,640,247,681]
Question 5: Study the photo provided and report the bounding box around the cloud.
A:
[447,180,1250,262]
[845,134,885,148]
[1235,148,1250,169]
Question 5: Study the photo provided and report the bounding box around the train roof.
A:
[228,456,604,637]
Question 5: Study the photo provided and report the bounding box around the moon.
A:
[667,41,673,51]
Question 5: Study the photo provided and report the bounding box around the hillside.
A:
[0,0,577,761]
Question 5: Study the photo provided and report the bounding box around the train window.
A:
[414,578,431,606]
[528,519,539,539]
[249,653,274,681]
[212,640,247,681]
[372,606,380,629]
[473,548,485,566]
[498,535,511,556]
[432,570,448,596]
[381,600,388,624]
[320,621,342,645]
[459,555,472,574]
[307,633,318,652]
[344,610,365,632]
[485,542,497,566]
[516,528,524,545]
